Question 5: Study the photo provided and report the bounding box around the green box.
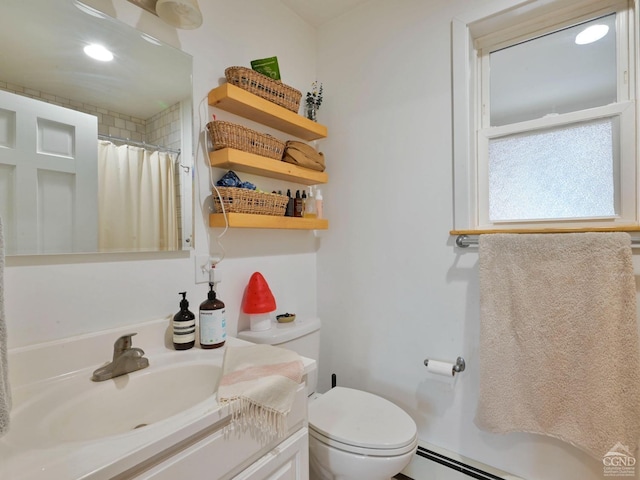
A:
[250,56,281,80]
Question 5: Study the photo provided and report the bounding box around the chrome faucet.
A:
[91,333,149,382]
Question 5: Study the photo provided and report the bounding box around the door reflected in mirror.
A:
[0,0,193,256]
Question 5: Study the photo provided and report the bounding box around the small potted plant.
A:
[305,81,323,122]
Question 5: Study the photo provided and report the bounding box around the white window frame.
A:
[452,0,638,231]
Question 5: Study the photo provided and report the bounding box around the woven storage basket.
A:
[213,187,288,216]
[207,121,285,160]
[225,66,302,113]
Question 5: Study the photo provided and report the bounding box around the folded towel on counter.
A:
[475,233,640,460]
[0,217,11,437]
[218,344,303,438]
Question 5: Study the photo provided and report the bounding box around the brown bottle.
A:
[173,292,195,350]
[199,283,226,349]
[294,190,303,217]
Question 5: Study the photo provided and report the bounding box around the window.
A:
[486,118,618,222]
[452,0,637,231]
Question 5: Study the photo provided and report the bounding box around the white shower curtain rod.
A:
[98,134,181,155]
[455,234,640,248]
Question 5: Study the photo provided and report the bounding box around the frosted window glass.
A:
[488,118,616,222]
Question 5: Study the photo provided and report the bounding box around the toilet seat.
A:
[308,387,417,457]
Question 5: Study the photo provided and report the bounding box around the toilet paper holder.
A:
[423,356,466,375]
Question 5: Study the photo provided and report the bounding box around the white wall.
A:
[5,1,639,479]
[4,0,320,348]
[315,1,639,479]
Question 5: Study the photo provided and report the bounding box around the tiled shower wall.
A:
[146,102,181,151]
[0,81,182,144]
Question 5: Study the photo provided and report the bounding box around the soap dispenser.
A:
[173,292,196,350]
[199,283,226,349]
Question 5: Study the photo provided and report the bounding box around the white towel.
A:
[475,233,640,460]
[218,345,303,438]
[0,217,11,436]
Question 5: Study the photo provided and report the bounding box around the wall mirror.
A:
[0,0,193,256]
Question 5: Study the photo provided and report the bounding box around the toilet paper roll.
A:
[426,360,454,377]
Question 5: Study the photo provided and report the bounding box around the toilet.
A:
[237,318,418,480]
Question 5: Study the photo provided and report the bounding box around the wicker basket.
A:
[207,121,285,160]
[213,187,288,216]
[225,66,302,113]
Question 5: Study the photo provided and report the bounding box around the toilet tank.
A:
[237,317,321,395]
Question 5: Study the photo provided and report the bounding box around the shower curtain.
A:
[98,141,178,252]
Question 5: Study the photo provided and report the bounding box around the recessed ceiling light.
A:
[575,24,609,45]
[84,44,114,62]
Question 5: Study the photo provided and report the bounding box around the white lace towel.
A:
[0,217,11,437]
[218,345,303,438]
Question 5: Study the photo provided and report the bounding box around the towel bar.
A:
[456,234,640,248]
[455,235,476,248]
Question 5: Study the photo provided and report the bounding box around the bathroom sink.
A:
[13,361,222,444]
[2,323,316,480]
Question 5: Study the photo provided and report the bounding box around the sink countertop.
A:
[0,318,316,480]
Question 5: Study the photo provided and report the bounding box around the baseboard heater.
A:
[399,444,523,480]
[418,446,504,479]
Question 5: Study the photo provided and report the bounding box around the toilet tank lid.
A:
[237,317,321,345]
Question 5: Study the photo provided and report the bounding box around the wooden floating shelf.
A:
[209,148,328,186]
[210,213,328,230]
[208,84,328,141]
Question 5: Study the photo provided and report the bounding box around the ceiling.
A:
[280,0,372,27]
[1,0,613,124]
[0,0,363,122]
[0,0,365,121]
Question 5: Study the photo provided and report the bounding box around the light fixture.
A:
[155,0,202,29]
[83,44,114,62]
[575,24,609,45]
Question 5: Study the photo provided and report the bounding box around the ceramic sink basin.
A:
[1,324,315,480]
[11,360,222,445]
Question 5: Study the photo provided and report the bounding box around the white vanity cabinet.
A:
[232,428,308,480]
[121,383,309,480]
[2,322,315,480]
